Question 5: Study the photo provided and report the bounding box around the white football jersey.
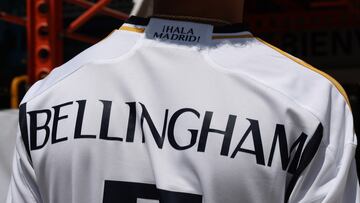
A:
[6,17,360,203]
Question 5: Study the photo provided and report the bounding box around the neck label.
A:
[145,18,213,45]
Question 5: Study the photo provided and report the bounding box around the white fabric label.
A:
[145,18,213,45]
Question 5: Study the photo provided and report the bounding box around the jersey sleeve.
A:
[6,130,43,203]
[289,86,360,203]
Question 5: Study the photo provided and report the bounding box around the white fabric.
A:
[0,110,18,203]
[6,18,360,203]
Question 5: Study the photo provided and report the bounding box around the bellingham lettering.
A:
[23,100,322,174]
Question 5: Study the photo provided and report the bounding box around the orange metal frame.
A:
[11,75,29,109]
[0,12,26,26]
[64,0,128,20]
[26,0,63,84]
[0,0,129,85]
[64,0,129,44]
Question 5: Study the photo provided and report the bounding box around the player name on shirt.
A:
[20,100,322,175]
[152,25,201,43]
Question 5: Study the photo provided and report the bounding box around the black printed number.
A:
[103,180,202,203]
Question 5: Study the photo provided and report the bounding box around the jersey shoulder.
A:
[256,38,349,105]
[208,36,350,121]
[21,29,141,104]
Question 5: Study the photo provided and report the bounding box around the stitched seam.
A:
[256,37,351,111]
[202,51,325,139]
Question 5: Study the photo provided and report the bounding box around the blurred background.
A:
[0,0,359,188]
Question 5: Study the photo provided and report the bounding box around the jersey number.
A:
[103,180,202,203]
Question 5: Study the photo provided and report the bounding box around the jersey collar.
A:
[124,16,249,32]
[119,16,253,44]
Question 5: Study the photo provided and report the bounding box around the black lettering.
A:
[74,100,97,139]
[268,124,287,169]
[267,124,307,171]
[188,36,197,42]
[165,26,173,33]
[231,119,265,166]
[162,33,170,40]
[19,103,31,161]
[174,27,181,34]
[178,35,186,41]
[181,27,187,34]
[287,133,308,174]
[125,102,137,142]
[198,112,236,156]
[154,32,163,39]
[188,28,194,35]
[184,35,189,42]
[28,109,52,150]
[267,125,309,174]
[51,102,73,144]
[103,181,202,202]
[285,124,323,203]
[140,103,169,148]
[171,34,179,41]
[99,100,122,141]
[168,108,200,150]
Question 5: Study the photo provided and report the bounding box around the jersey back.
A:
[7,17,359,203]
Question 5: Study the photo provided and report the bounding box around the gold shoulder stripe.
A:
[212,34,254,40]
[256,37,351,107]
[119,26,145,33]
